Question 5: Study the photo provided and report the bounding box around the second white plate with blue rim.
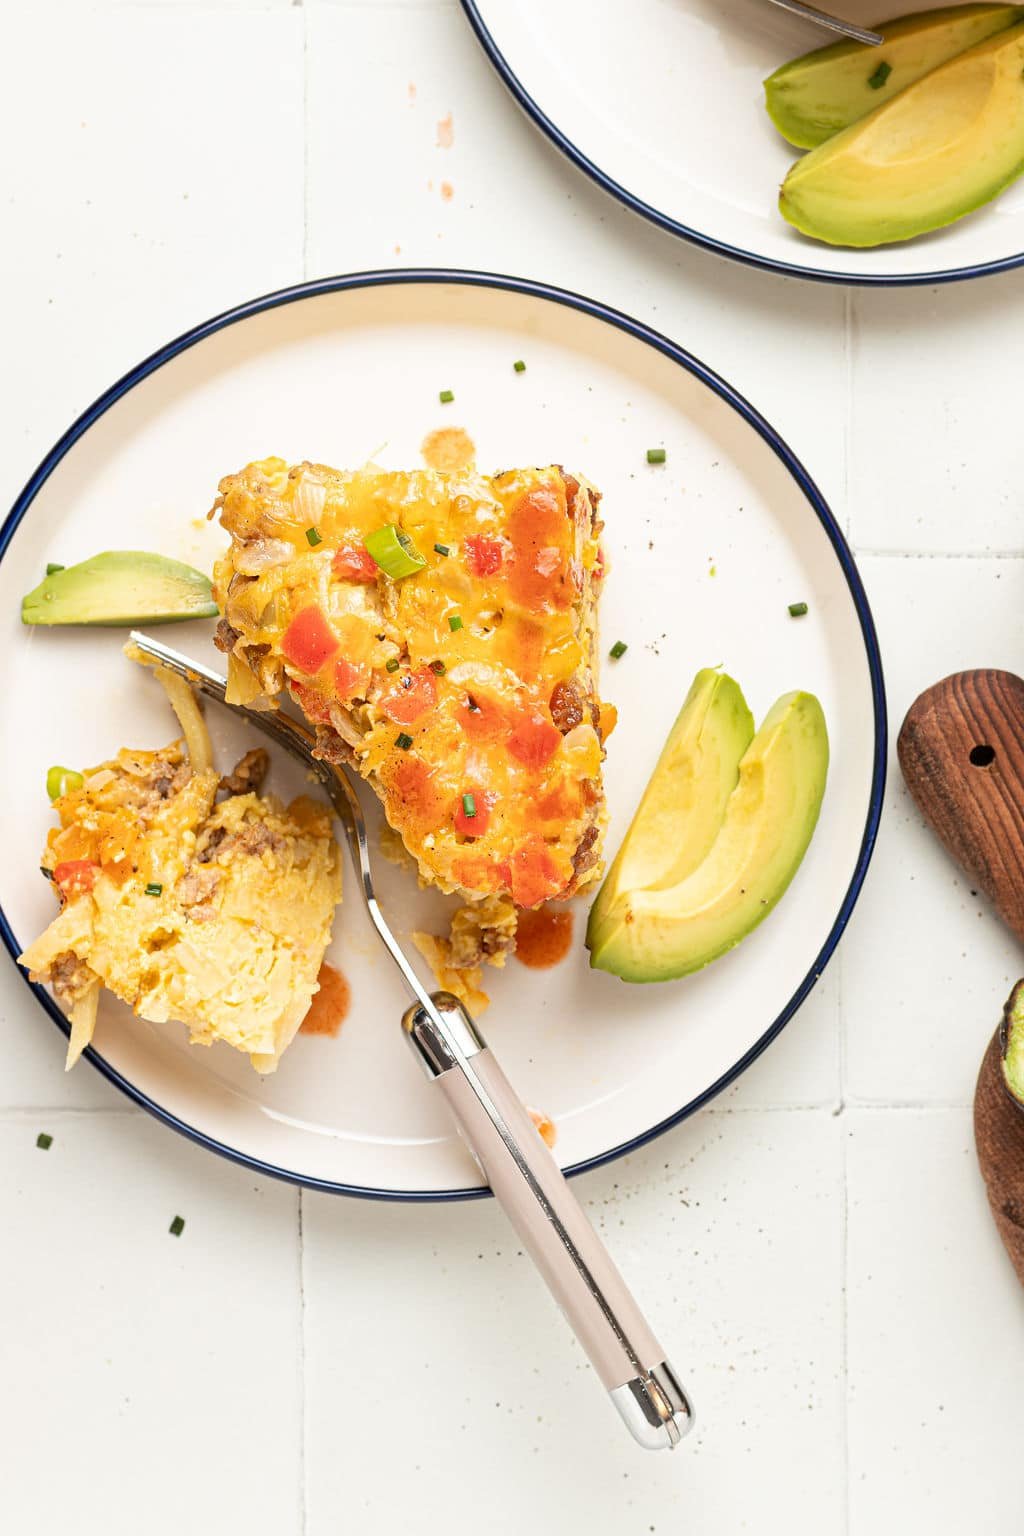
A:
[0,270,885,1197]
[461,0,1024,285]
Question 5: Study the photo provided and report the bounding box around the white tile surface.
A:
[850,275,1024,554]
[304,1109,844,1534]
[847,1109,1024,1533]
[0,5,304,518]
[0,1111,302,1533]
[5,3,1024,1532]
[842,556,1024,1105]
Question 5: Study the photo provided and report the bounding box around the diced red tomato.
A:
[332,545,379,584]
[289,680,333,724]
[464,535,505,578]
[333,657,370,700]
[507,711,561,770]
[453,785,495,838]
[510,839,566,908]
[282,605,339,674]
[380,667,438,725]
[457,692,506,741]
[53,859,98,896]
[507,486,572,612]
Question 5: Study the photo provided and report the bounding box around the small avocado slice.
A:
[779,20,1024,247]
[1000,979,1024,1108]
[586,669,754,952]
[589,691,828,983]
[21,551,217,626]
[765,4,1023,149]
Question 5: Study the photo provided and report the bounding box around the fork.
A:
[767,0,883,46]
[130,630,694,1450]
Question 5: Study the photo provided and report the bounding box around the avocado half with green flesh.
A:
[1000,979,1024,1108]
[589,691,828,983]
[779,21,1024,247]
[765,4,1023,149]
[21,551,217,626]
[586,669,755,951]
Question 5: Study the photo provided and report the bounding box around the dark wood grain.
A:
[898,670,1024,944]
[974,1027,1024,1286]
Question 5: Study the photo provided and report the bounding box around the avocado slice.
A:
[779,20,1024,247]
[1000,979,1024,1108]
[589,691,828,983]
[765,5,1023,149]
[586,669,755,952]
[21,551,217,626]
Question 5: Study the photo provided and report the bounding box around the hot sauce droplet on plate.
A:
[300,962,351,1037]
[515,905,574,968]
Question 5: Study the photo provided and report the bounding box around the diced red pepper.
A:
[510,839,565,908]
[332,545,379,584]
[464,535,505,578]
[507,711,561,770]
[457,692,506,741]
[333,657,370,700]
[282,606,340,674]
[380,667,438,725]
[53,859,98,896]
[453,785,495,838]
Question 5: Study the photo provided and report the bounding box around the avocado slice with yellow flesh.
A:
[779,21,1024,247]
[1001,980,1024,1108]
[765,4,1023,150]
[586,669,755,952]
[21,551,217,626]
[589,691,828,983]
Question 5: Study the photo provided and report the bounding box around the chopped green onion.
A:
[385,656,401,673]
[448,614,463,632]
[305,526,323,547]
[40,866,53,880]
[609,640,628,659]
[461,792,477,819]
[46,765,84,801]
[431,660,446,675]
[46,563,65,576]
[395,732,414,751]
[145,882,163,897]
[364,525,426,580]
[513,360,526,373]
[439,389,454,404]
[169,1215,185,1237]
[36,1132,53,1150]
[788,602,809,618]
[646,448,666,464]
[868,60,891,89]
[433,543,450,556]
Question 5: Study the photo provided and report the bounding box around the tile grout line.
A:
[298,1188,308,1536]
[853,547,1024,560]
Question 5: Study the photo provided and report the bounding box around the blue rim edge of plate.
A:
[0,267,887,1201]
[459,0,1024,289]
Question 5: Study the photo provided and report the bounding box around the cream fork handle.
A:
[404,992,694,1449]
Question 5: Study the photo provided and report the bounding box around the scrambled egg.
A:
[20,679,341,1073]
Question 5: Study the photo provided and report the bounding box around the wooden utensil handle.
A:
[898,670,1024,945]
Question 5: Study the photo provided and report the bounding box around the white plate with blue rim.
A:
[0,271,885,1198]
[460,0,1024,285]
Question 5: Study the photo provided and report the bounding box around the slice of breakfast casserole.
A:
[210,458,610,1005]
[19,660,341,1071]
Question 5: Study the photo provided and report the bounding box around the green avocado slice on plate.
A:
[588,690,829,984]
[765,4,1023,149]
[21,551,218,626]
[779,20,1024,247]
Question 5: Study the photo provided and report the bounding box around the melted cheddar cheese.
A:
[213,459,608,911]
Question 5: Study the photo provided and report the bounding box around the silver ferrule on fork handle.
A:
[403,993,695,1450]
